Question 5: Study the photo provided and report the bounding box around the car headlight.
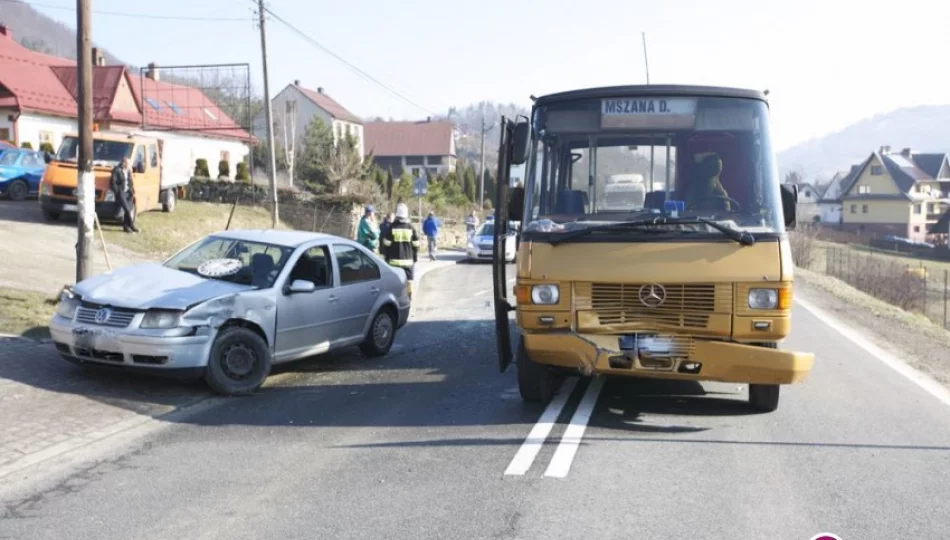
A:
[140,309,183,329]
[531,284,560,305]
[103,190,115,202]
[40,183,52,196]
[55,288,80,319]
[748,289,778,310]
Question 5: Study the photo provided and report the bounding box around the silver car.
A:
[49,229,411,395]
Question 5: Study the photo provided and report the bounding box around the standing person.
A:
[356,204,380,252]
[379,211,394,256]
[422,211,440,261]
[464,210,479,242]
[110,156,138,234]
[381,203,420,298]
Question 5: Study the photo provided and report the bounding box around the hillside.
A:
[777,105,950,183]
[0,0,124,63]
[441,101,530,167]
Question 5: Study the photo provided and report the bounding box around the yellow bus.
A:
[491,85,815,412]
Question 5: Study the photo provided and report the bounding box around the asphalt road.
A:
[2,260,950,540]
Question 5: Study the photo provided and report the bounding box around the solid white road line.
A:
[543,376,606,478]
[504,377,579,476]
[796,297,950,407]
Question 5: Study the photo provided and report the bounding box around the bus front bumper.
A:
[522,332,815,385]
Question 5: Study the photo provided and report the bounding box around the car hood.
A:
[474,234,513,244]
[72,262,253,310]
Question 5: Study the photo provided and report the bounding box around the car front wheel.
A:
[204,326,272,396]
[6,180,28,201]
[360,308,396,357]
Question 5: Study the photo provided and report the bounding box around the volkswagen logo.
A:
[93,308,112,324]
[638,284,667,308]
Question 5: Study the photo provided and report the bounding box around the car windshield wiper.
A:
[548,217,755,246]
[548,219,686,246]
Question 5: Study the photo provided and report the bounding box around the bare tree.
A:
[278,100,298,187]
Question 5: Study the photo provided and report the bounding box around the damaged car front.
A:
[49,235,293,385]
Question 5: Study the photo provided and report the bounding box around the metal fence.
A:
[826,246,950,329]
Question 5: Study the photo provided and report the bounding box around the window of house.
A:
[862,204,868,214]
[0,128,9,141]
[858,185,870,194]
[850,204,857,213]
[914,226,921,233]
[149,144,158,168]
[220,150,230,163]
[287,246,332,288]
[871,165,883,175]
[39,131,53,144]
[914,204,922,214]
[332,245,380,284]
[345,124,351,137]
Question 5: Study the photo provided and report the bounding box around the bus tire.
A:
[748,342,780,412]
[516,337,559,403]
[162,188,176,212]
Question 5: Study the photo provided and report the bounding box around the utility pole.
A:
[257,0,279,227]
[75,0,93,282]
[478,112,486,210]
[642,32,654,187]
[642,32,651,84]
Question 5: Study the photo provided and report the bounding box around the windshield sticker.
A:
[197,258,243,278]
[601,98,697,129]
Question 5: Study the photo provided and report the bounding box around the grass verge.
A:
[99,201,287,259]
[0,287,58,340]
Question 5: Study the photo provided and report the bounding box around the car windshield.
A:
[0,152,19,166]
[55,136,134,166]
[521,95,784,240]
[163,236,295,288]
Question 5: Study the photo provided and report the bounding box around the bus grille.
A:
[577,282,732,329]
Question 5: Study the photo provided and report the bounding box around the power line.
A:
[5,0,252,21]
[254,2,433,116]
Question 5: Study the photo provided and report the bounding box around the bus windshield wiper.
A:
[548,217,755,246]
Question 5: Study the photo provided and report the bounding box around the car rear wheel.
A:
[517,336,560,403]
[204,326,272,396]
[360,308,396,357]
[7,180,28,201]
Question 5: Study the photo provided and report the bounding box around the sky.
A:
[26,0,950,151]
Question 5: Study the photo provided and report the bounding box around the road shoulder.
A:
[795,268,950,387]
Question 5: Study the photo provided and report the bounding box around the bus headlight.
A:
[748,289,778,310]
[531,284,560,305]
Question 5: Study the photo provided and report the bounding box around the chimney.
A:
[317,87,324,94]
[0,24,10,39]
[145,62,159,81]
[294,79,300,86]
[880,145,891,155]
[92,47,105,66]
[901,147,912,158]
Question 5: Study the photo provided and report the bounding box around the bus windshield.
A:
[521,95,785,239]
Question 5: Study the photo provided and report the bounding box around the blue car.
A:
[0,149,47,201]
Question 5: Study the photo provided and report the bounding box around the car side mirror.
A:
[780,184,798,229]
[510,120,530,166]
[287,279,316,294]
[43,152,52,164]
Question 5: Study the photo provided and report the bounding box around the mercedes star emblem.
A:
[638,284,667,308]
[94,307,112,324]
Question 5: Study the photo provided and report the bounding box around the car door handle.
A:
[370,287,380,295]
[328,295,338,304]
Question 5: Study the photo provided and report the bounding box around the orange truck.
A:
[38,129,190,222]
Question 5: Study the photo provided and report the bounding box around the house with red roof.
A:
[253,81,364,161]
[363,119,457,178]
[0,24,251,178]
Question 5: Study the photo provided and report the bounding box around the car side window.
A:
[287,246,332,288]
[332,245,380,285]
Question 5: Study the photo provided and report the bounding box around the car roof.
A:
[210,229,343,248]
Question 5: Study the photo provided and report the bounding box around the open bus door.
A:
[492,117,530,373]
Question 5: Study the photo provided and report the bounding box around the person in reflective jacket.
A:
[381,202,420,298]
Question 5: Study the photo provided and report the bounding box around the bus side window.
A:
[133,145,146,172]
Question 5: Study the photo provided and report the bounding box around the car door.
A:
[273,244,340,361]
[330,243,383,341]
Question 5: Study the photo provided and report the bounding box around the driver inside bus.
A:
[686,152,733,212]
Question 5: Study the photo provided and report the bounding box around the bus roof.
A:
[532,85,768,108]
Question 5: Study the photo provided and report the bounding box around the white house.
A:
[253,81,363,160]
[0,25,251,175]
[817,167,857,224]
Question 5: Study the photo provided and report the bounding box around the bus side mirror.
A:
[781,184,798,229]
[510,121,530,166]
